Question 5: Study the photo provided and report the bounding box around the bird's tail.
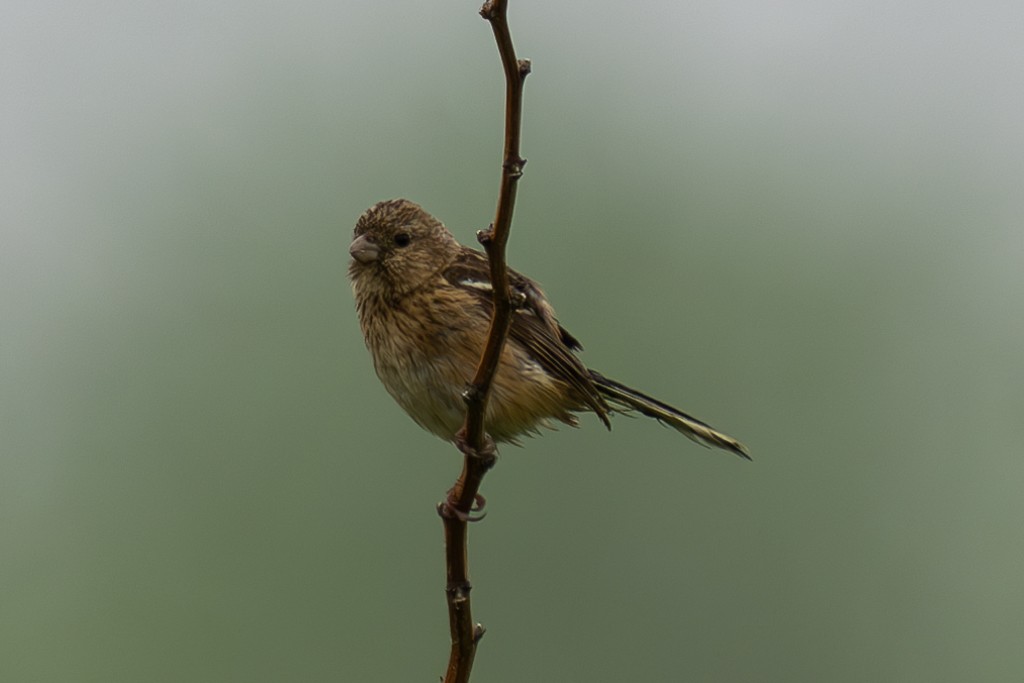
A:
[590,371,750,460]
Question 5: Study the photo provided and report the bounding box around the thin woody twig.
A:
[438,1,529,682]
[463,0,530,453]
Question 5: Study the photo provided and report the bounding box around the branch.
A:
[439,2,529,682]
[464,0,530,452]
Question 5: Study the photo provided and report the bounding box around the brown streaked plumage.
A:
[348,198,749,458]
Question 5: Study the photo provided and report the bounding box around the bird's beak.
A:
[349,234,380,264]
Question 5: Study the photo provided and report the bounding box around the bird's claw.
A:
[437,492,488,522]
[454,429,497,464]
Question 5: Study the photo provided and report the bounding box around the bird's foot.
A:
[437,492,488,522]
[454,429,498,467]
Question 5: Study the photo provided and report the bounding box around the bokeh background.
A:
[3,1,1023,681]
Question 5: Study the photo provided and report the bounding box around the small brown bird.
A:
[348,198,749,459]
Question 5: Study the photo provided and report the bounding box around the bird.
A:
[348,198,749,459]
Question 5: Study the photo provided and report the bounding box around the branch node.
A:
[476,226,496,246]
[479,1,497,20]
[446,581,473,601]
[473,624,487,642]
[461,384,484,406]
[518,59,531,77]
[502,156,527,179]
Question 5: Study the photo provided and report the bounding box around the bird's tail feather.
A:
[590,371,750,460]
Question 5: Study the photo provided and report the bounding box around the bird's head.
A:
[348,198,460,297]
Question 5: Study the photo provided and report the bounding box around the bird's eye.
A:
[393,233,412,248]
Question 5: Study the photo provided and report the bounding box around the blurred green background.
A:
[3,1,1023,681]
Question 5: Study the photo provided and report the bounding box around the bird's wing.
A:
[442,248,610,425]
